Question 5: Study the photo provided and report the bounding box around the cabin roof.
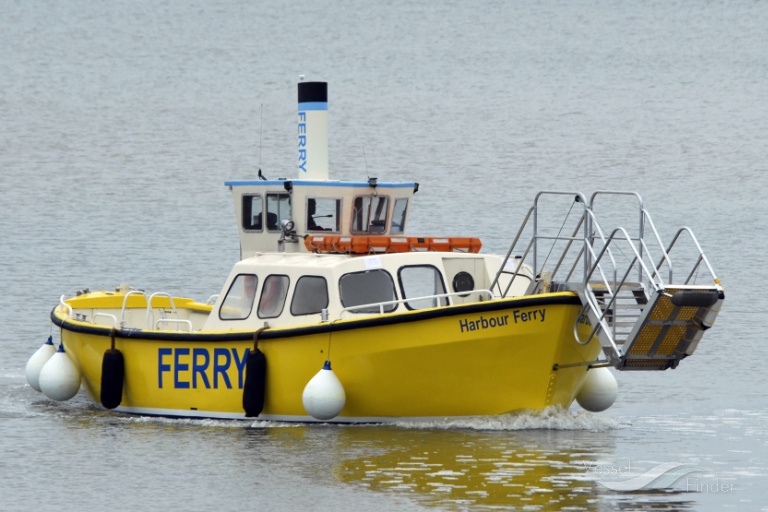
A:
[231,250,488,273]
[225,179,417,189]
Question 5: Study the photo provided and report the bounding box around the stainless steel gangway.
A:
[490,190,725,371]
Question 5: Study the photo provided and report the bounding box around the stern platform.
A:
[491,190,724,371]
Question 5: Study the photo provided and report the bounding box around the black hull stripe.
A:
[50,294,581,343]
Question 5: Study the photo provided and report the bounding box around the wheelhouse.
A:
[226,178,419,258]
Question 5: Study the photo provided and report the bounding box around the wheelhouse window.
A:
[391,198,408,234]
[242,195,264,231]
[351,195,389,234]
[266,193,291,232]
[398,265,448,310]
[290,276,329,315]
[258,274,290,318]
[339,269,397,313]
[219,274,258,320]
[307,197,341,232]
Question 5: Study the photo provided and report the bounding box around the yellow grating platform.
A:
[649,295,675,320]
[654,324,688,355]
[648,289,702,321]
[628,324,663,355]
[623,359,672,368]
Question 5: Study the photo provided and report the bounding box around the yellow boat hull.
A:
[52,292,601,422]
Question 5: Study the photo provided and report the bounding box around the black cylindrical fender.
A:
[100,348,124,410]
[242,348,267,417]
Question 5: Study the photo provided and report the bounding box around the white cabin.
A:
[202,250,531,330]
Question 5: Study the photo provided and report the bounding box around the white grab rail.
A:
[92,312,118,327]
[119,290,147,327]
[59,295,73,317]
[146,292,177,329]
[340,289,494,318]
[154,318,193,332]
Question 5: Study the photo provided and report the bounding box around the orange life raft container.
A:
[304,235,482,254]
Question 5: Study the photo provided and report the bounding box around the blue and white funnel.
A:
[298,81,328,180]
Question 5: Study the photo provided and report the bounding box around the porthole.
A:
[452,271,474,297]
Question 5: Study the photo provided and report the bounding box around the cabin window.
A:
[391,198,408,234]
[398,265,448,310]
[290,276,329,315]
[351,195,389,234]
[242,195,264,231]
[339,269,397,313]
[257,274,290,318]
[266,193,291,232]
[307,198,341,232]
[219,274,258,320]
[493,269,531,296]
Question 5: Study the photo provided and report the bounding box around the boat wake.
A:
[121,415,304,429]
[84,404,628,431]
[391,406,625,431]
[106,407,624,431]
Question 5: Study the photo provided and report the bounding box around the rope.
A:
[326,320,337,361]
[253,326,268,351]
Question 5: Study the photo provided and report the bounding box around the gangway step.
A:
[616,286,723,370]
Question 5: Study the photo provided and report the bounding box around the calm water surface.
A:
[1,1,766,510]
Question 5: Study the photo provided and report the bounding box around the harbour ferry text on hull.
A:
[27,81,725,423]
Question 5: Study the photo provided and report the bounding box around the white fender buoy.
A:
[576,366,618,412]
[25,336,56,392]
[39,344,81,401]
[302,360,346,421]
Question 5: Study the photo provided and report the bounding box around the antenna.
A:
[257,104,264,177]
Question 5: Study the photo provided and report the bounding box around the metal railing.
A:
[155,318,193,332]
[339,289,494,318]
[145,292,177,330]
[489,190,721,353]
[59,288,189,331]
